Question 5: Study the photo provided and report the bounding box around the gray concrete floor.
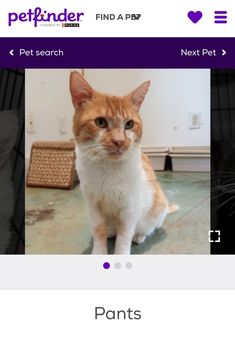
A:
[25,171,210,254]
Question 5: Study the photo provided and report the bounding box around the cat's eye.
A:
[125,120,134,129]
[95,117,108,128]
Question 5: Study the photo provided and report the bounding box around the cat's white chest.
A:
[76,150,143,217]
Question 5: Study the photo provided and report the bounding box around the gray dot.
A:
[126,262,133,269]
[114,262,121,269]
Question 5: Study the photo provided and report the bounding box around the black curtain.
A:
[211,69,235,254]
[0,69,25,254]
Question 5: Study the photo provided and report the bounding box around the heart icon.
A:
[188,11,203,24]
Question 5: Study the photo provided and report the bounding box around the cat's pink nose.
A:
[112,140,124,149]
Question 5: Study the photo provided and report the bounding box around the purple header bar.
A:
[0,37,235,68]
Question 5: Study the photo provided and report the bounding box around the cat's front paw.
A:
[114,247,131,255]
[92,246,107,255]
[132,233,146,244]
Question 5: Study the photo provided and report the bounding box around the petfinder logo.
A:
[8,7,84,27]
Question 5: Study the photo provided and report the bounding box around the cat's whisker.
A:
[211,189,235,196]
[211,189,235,200]
[78,144,102,157]
[212,182,235,187]
[212,179,235,185]
[79,147,99,154]
[229,205,235,216]
[87,156,101,169]
[211,182,235,190]
[85,155,98,169]
[78,143,98,150]
[83,148,99,156]
[217,178,235,184]
[212,195,235,212]
[212,173,235,177]
[85,151,105,169]
[225,196,235,216]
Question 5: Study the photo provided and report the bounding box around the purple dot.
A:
[103,262,110,270]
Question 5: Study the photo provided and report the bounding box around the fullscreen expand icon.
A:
[209,230,221,243]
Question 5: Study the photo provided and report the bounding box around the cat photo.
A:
[70,71,179,255]
[0,110,18,254]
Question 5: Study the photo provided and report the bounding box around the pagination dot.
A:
[126,262,133,269]
[103,262,110,269]
[114,262,121,269]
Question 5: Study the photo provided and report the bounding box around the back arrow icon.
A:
[222,49,226,56]
[9,49,14,56]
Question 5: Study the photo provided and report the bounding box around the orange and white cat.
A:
[70,71,179,255]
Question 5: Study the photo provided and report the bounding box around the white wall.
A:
[85,69,210,147]
[25,69,210,157]
[25,69,78,157]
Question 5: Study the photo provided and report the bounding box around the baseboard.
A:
[141,146,168,170]
[141,145,210,172]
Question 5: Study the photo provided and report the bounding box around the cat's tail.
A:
[168,204,180,214]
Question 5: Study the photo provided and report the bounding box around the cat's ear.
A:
[130,81,150,108]
[70,71,93,110]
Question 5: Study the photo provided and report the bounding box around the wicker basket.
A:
[27,141,76,189]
